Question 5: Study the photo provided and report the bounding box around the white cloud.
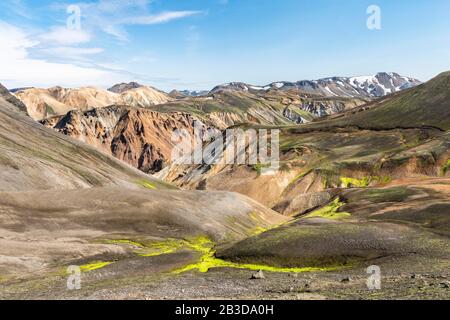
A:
[38,46,104,61]
[0,22,123,88]
[122,11,202,25]
[39,27,92,45]
[62,1,203,41]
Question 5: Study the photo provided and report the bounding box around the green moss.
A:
[138,180,158,190]
[79,261,113,272]
[373,175,392,184]
[107,238,184,257]
[303,198,351,220]
[105,235,339,274]
[340,176,372,188]
[172,236,338,274]
[441,159,450,176]
[252,163,271,176]
[250,226,269,236]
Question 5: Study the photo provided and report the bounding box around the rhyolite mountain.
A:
[210,72,421,98]
[0,82,285,290]
[0,83,167,191]
[159,72,450,214]
[169,89,209,98]
[306,71,450,131]
[41,89,365,173]
[14,85,173,121]
[1,68,450,299]
[33,72,424,176]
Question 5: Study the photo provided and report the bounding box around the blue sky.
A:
[0,0,449,90]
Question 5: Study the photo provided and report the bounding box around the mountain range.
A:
[210,72,421,98]
[0,71,449,299]
[14,85,173,121]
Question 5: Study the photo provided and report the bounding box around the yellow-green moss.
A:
[250,226,269,236]
[172,236,340,274]
[137,180,158,190]
[340,176,371,188]
[79,261,113,272]
[106,235,340,274]
[303,198,351,220]
[372,175,392,185]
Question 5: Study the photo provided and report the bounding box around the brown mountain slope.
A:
[40,89,366,175]
[15,85,173,121]
[159,72,450,215]
[0,82,289,286]
[0,84,168,191]
[41,105,219,173]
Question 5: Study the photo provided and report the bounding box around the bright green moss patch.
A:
[340,176,372,188]
[172,236,338,274]
[138,180,158,190]
[107,238,184,257]
[106,235,339,274]
[79,261,113,272]
[303,198,351,220]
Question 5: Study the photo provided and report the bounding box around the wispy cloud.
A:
[122,11,202,25]
[54,0,203,42]
[0,0,204,88]
[39,27,92,45]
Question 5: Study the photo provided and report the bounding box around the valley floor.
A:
[1,254,449,300]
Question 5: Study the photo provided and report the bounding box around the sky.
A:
[0,0,449,91]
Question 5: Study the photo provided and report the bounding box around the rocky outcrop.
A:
[108,82,143,93]
[42,106,218,174]
[0,84,163,192]
[0,83,28,115]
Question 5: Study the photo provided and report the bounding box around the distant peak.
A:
[108,82,143,93]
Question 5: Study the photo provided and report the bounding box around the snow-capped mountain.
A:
[210,73,421,98]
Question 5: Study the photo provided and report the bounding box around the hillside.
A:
[302,71,450,131]
[42,106,219,173]
[14,85,173,121]
[159,72,450,215]
[0,84,168,191]
[0,83,290,293]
